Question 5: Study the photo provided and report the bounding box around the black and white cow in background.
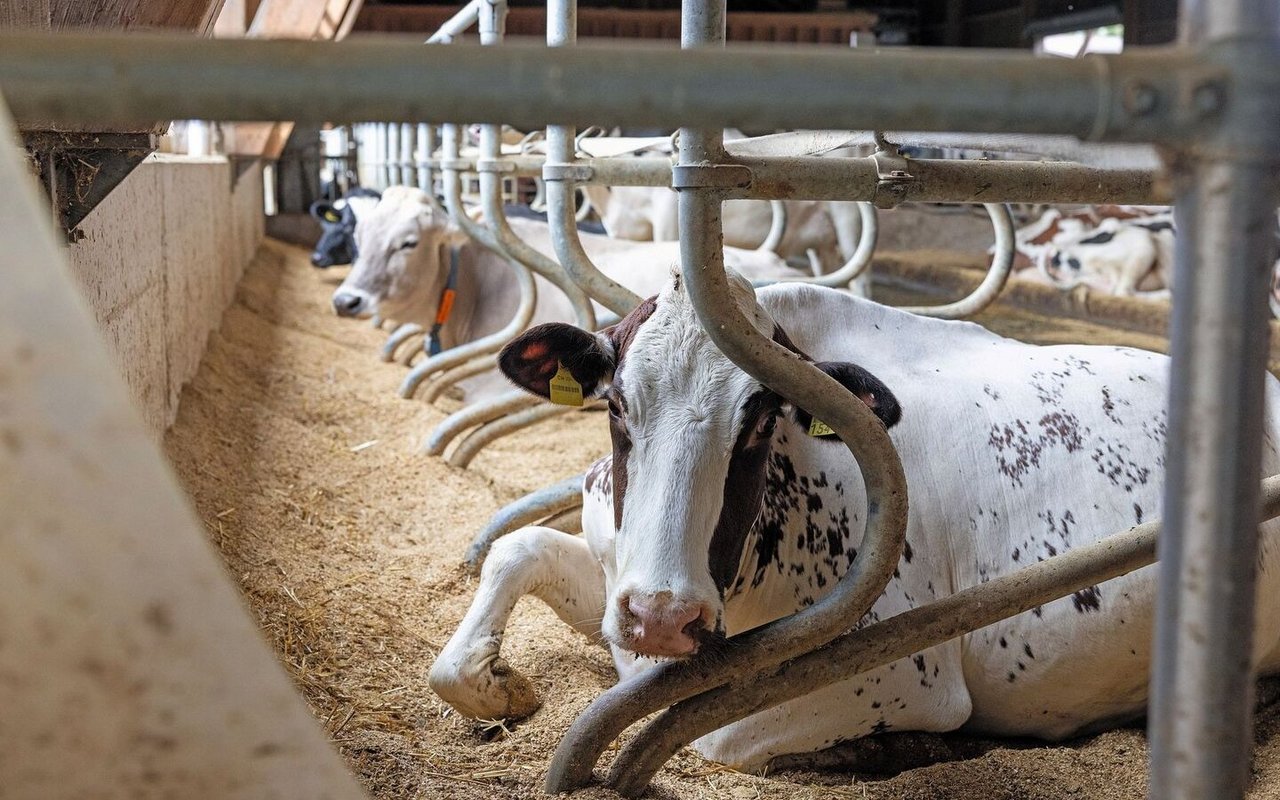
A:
[308,187,382,268]
[429,271,1280,771]
[310,185,606,271]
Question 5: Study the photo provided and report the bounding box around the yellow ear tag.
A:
[548,361,584,407]
[324,210,341,223]
[808,417,836,438]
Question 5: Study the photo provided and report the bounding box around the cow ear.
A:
[791,361,901,432]
[499,323,615,401]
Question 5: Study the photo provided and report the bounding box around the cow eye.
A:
[399,239,419,251]
[607,396,624,419]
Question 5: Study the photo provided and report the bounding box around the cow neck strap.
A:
[427,246,461,357]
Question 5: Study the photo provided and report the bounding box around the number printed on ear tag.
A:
[548,361,584,407]
[808,417,836,437]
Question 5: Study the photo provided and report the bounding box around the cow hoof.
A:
[428,648,542,721]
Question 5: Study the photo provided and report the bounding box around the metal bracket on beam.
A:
[671,162,752,190]
[22,130,157,238]
[871,148,917,209]
[542,163,594,182]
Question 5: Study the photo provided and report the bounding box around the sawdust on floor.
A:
[164,239,1280,800]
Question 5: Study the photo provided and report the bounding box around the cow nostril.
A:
[333,293,364,316]
[681,616,705,638]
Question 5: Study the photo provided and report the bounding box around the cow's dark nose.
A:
[332,291,365,317]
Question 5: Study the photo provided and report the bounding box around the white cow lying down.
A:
[430,273,1280,771]
[582,183,863,278]
[331,187,804,401]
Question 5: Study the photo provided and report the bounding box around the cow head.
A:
[499,273,899,658]
[1044,250,1084,285]
[331,187,456,321]
[309,188,380,268]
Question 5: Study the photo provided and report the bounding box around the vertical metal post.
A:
[676,0,727,278]
[424,123,440,194]
[1149,2,1280,797]
[543,0,642,316]
[385,122,399,188]
[400,122,415,185]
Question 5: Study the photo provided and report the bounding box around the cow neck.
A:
[426,245,462,356]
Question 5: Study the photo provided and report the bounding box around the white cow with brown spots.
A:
[430,273,1280,771]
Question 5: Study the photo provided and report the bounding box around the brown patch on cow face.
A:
[606,388,632,531]
[602,296,659,531]
[707,390,779,593]
[605,295,658,362]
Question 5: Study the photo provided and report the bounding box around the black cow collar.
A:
[427,246,462,357]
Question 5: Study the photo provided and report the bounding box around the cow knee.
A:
[481,528,551,583]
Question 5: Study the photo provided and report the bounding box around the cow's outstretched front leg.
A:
[430,526,605,720]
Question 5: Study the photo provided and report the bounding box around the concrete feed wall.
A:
[66,154,264,433]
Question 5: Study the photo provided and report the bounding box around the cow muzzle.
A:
[613,590,714,658]
[331,289,373,318]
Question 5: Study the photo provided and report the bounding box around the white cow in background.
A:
[430,271,1280,771]
[331,187,805,401]
[582,184,864,281]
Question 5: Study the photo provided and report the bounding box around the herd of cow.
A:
[311,183,1280,774]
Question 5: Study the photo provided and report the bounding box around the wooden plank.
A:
[0,0,223,33]
[213,0,250,36]
[49,0,224,33]
[0,0,51,28]
[225,0,360,159]
[248,0,358,39]
[225,121,294,159]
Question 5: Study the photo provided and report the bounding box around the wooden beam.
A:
[225,0,361,160]
[0,0,52,29]
[248,0,358,39]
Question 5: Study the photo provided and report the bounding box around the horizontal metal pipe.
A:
[0,32,1216,143]
[728,155,1171,204]
[541,506,583,535]
[465,473,586,572]
[447,402,587,469]
[380,323,425,363]
[606,474,1280,796]
[421,354,498,403]
[421,389,541,456]
[471,153,1171,206]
